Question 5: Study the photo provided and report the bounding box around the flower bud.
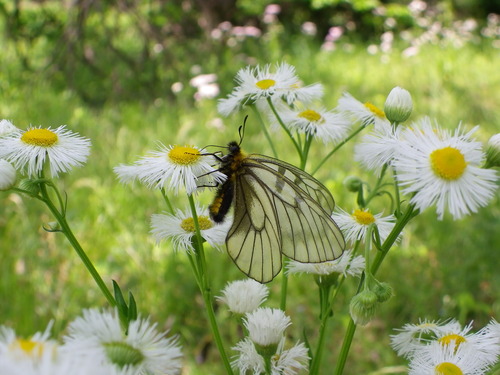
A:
[349,290,378,326]
[373,281,393,303]
[384,87,413,123]
[343,176,363,193]
[485,133,500,168]
[0,159,16,190]
[19,178,41,195]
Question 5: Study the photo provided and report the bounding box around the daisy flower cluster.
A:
[217,62,323,116]
[232,308,309,375]
[0,120,91,183]
[352,88,498,220]
[391,318,500,374]
[218,62,355,146]
[217,281,309,374]
[0,309,183,375]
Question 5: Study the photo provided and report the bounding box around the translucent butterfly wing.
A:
[251,154,336,212]
[226,154,345,283]
[227,172,283,283]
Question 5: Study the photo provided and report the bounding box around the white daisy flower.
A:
[244,308,291,347]
[354,121,402,175]
[0,322,55,359]
[114,144,226,195]
[0,323,73,375]
[218,62,323,116]
[0,119,19,137]
[231,338,266,374]
[0,125,91,178]
[393,119,498,220]
[484,318,500,338]
[231,338,309,375]
[331,208,397,245]
[217,279,269,314]
[408,340,493,375]
[286,249,365,278]
[336,92,390,129]
[0,159,16,190]
[275,104,351,144]
[61,308,183,375]
[435,322,500,367]
[150,204,231,252]
[384,86,413,123]
[271,340,309,375]
[391,319,462,358]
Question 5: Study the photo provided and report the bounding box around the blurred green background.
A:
[1,0,499,374]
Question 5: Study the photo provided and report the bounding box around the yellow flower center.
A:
[364,102,386,119]
[21,128,58,147]
[11,339,44,357]
[298,109,323,123]
[352,209,376,225]
[438,334,466,349]
[435,362,463,375]
[168,146,201,165]
[256,79,276,90]
[180,215,213,232]
[430,147,467,180]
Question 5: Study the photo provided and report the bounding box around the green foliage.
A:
[1,5,499,373]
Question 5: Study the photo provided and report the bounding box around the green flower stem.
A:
[38,180,116,307]
[187,195,234,375]
[371,203,416,275]
[364,164,388,206]
[280,258,289,311]
[311,125,366,176]
[333,318,357,375]
[160,188,175,214]
[334,206,416,374]
[300,134,314,170]
[266,98,302,158]
[309,283,332,374]
[251,104,279,158]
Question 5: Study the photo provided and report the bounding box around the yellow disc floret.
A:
[364,102,386,119]
[435,362,463,375]
[11,338,45,358]
[168,146,201,165]
[352,209,376,225]
[21,128,58,147]
[181,215,213,232]
[430,147,467,180]
[256,79,276,90]
[298,109,323,123]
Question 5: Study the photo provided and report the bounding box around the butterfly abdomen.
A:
[209,141,245,223]
[209,182,234,223]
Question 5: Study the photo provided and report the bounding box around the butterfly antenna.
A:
[238,115,248,146]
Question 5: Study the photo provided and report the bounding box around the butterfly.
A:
[208,123,345,283]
